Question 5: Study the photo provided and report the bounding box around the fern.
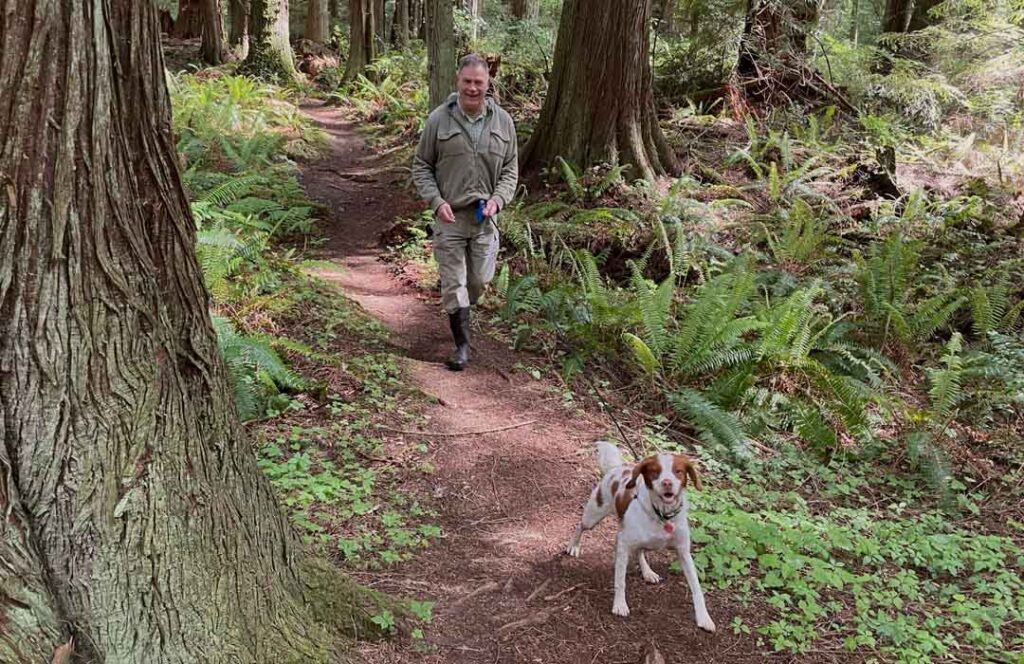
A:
[670,388,751,461]
[927,332,964,424]
[213,315,307,421]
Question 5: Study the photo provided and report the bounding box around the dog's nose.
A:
[661,479,673,488]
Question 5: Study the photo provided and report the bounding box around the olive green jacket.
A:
[411,93,518,214]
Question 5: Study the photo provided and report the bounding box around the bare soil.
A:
[298,102,785,664]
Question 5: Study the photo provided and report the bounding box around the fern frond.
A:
[669,387,750,461]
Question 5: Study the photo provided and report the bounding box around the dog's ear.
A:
[626,458,654,490]
[673,454,703,490]
[685,461,703,491]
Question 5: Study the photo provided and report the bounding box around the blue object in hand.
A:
[475,199,486,224]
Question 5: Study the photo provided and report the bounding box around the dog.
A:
[565,441,715,632]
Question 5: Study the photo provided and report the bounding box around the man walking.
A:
[412,54,519,371]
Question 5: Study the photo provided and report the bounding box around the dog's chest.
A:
[623,510,681,549]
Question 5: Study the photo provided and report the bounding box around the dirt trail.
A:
[298,103,761,664]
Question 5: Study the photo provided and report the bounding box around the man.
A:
[412,54,519,371]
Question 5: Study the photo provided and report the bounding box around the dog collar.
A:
[652,502,682,522]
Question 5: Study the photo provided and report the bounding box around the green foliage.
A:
[856,232,964,351]
[691,465,1024,660]
[213,315,307,422]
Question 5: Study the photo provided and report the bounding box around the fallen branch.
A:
[451,580,501,607]
[524,578,551,603]
[375,420,536,437]
[498,608,553,635]
[544,583,585,602]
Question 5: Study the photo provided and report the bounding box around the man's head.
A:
[456,54,489,116]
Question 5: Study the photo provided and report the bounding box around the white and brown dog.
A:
[565,441,715,632]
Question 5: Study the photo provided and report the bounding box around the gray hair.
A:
[458,53,490,75]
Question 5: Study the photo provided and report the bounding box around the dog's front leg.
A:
[674,530,715,632]
[611,534,632,617]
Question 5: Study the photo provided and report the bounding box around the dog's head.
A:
[625,453,702,506]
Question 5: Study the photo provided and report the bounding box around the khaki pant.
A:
[433,208,499,314]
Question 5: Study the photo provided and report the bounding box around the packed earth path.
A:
[297,102,779,664]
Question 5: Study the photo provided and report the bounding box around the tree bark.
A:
[469,0,481,41]
[426,0,457,108]
[655,0,678,35]
[884,0,939,33]
[307,0,331,41]
[510,0,539,19]
[0,1,387,661]
[174,0,204,37]
[736,0,818,81]
[241,0,297,81]
[849,0,860,45]
[393,0,410,47]
[375,0,388,49]
[520,0,678,182]
[229,0,251,58]
[345,0,377,79]
[201,0,226,64]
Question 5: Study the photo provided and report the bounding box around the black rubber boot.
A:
[446,307,471,371]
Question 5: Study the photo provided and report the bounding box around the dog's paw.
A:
[696,613,716,633]
[565,542,581,557]
[641,569,662,584]
[611,600,630,617]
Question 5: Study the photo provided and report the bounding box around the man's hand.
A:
[436,202,456,223]
[483,197,500,218]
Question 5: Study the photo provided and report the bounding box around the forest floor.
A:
[296,102,787,664]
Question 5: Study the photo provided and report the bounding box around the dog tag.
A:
[663,522,674,534]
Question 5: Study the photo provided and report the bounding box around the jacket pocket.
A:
[488,127,510,157]
[438,127,468,160]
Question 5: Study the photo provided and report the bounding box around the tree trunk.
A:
[345,0,377,79]
[882,0,914,32]
[510,0,539,19]
[469,0,481,41]
[520,0,678,182]
[884,0,938,32]
[849,0,860,45]
[426,0,457,108]
[736,0,818,80]
[330,0,340,21]
[375,0,388,49]
[0,1,389,662]
[201,0,226,64]
[655,0,678,35]
[241,0,297,81]
[307,0,331,41]
[414,0,427,40]
[229,0,251,58]
[174,0,204,37]
[394,0,410,47]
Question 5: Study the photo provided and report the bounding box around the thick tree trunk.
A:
[736,0,818,84]
[345,0,377,79]
[307,0,331,41]
[201,0,226,64]
[510,0,539,19]
[426,0,457,108]
[395,0,410,46]
[174,0,204,37]
[241,0,297,80]
[0,1,386,661]
[229,0,251,58]
[883,0,938,33]
[521,0,677,182]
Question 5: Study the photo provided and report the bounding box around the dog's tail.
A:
[595,440,625,474]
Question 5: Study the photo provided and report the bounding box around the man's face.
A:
[457,64,489,114]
